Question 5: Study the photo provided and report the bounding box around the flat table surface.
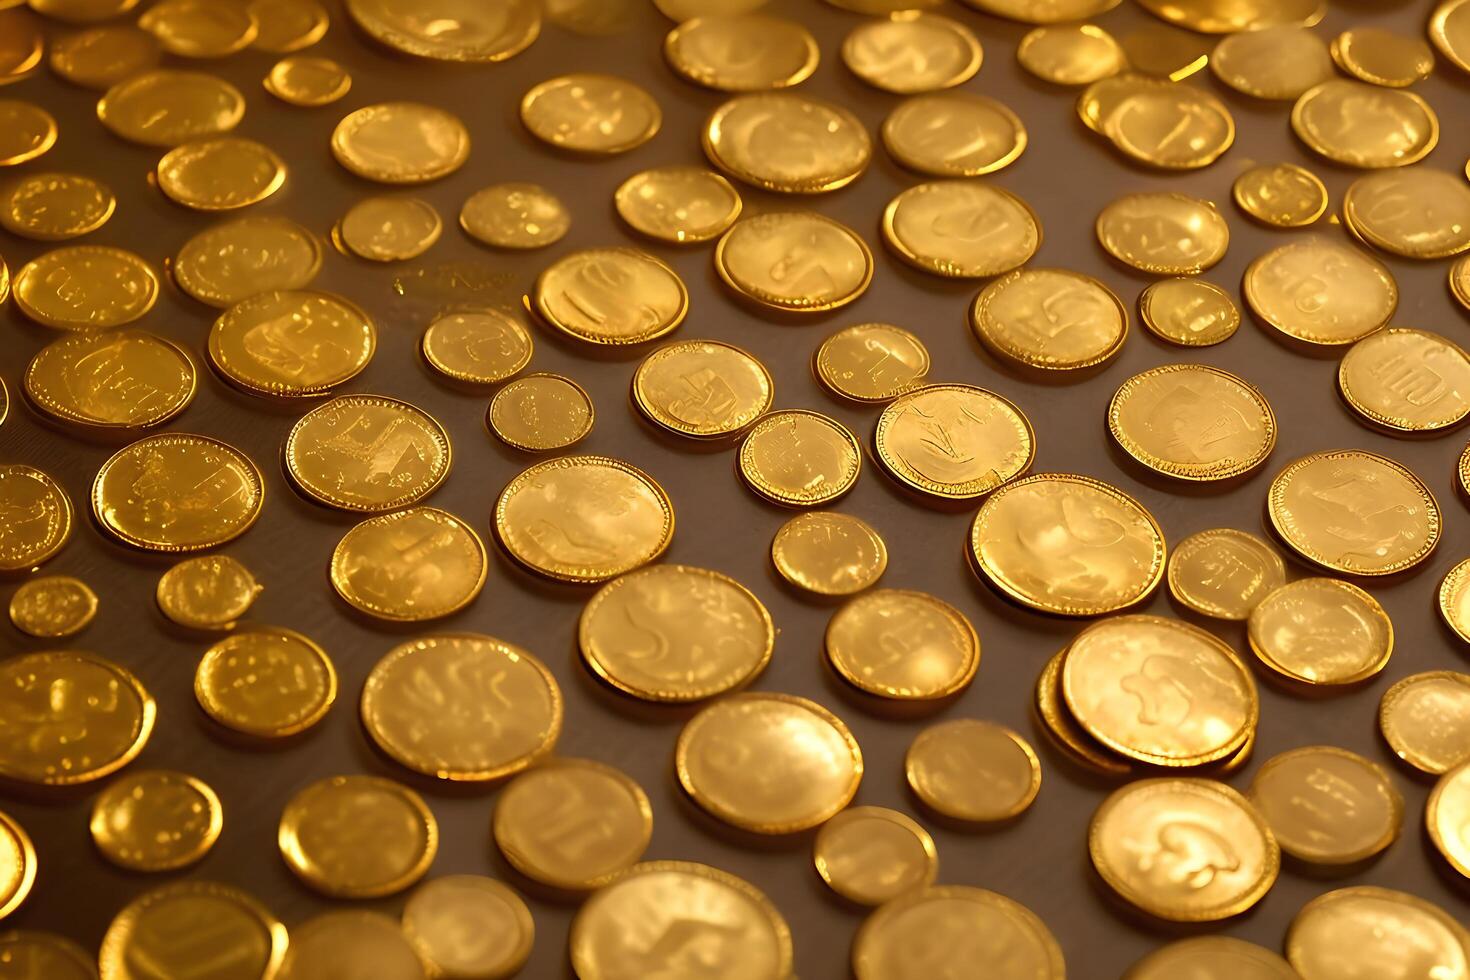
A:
[2,0,1469,977]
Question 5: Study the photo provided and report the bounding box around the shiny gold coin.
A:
[1244,238,1396,346]
[48,24,159,90]
[99,882,286,980]
[666,14,818,92]
[960,0,1116,21]
[631,339,772,439]
[1124,936,1297,980]
[970,268,1127,372]
[157,554,261,630]
[279,774,437,898]
[1332,27,1433,89]
[330,507,487,622]
[1135,0,1322,32]
[402,879,533,980]
[1429,760,1470,879]
[0,465,72,572]
[1249,745,1402,865]
[1248,578,1393,686]
[852,885,1065,980]
[280,911,425,980]
[1096,192,1229,276]
[1167,528,1284,621]
[174,214,322,308]
[138,0,256,58]
[29,0,142,22]
[520,73,659,155]
[195,627,337,737]
[1344,167,1470,260]
[614,167,741,245]
[1380,670,1470,774]
[89,770,222,872]
[8,575,97,638]
[826,589,978,701]
[1444,559,1470,646]
[1339,328,1470,434]
[881,91,1027,177]
[1210,26,1334,101]
[1233,162,1328,228]
[1033,649,1133,778]
[0,651,154,785]
[248,0,328,53]
[493,759,652,890]
[460,182,568,250]
[0,10,43,83]
[1108,363,1275,482]
[1286,886,1470,980]
[771,511,886,597]
[814,323,928,404]
[494,455,674,583]
[715,211,873,312]
[0,812,33,923]
[332,102,470,184]
[0,931,96,979]
[1138,278,1240,347]
[14,245,158,330]
[1017,24,1124,86]
[0,172,114,241]
[421,310,532,386]
[1292,80,1437,169]
[284,395,450,512]
[905,719,1038,822]
[704,93,869,194]
[580,564,773,703]
[875,384,1035,500]
[882,181,1040,279]
[24,331,195,432]
[338,195,441,262]
[547,0,637,33]
[571,861,793,980]
[488,373,594,452]
[362,633,562,781]
[345,0,541,63]
[1266,449,1440,576]
[1432,0,1470,74]
[738,409,861,508]
[209,290,374,399]
[1101,81,1234,169]
[814,806,936,907]
[1118,24,1211,81]
[1075,72,1148,132]
[97,69,243,147]
[532,247,686,344]
[676,692,861,834]
[842,11,979,94]
[0,101,54,167]
[263,54,351,106]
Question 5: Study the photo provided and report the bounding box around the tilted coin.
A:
[826,589,978,701]
[97,70,244,146]
[0,811,34,923]
[814,806,937,907]
[665,14,818,91]
[1429,760,1470,879]
[882,181,1041,279]
[1249,745,1402,865]
[1292,80,1437,169]
[402,876,534,979]
[631,339,772,439]
[874,384,1035,500]
[157,554,261,630]
[8,575,97,638]
[24,331,196,431]
[814,323,929,403]
[278,774,437,897]
[0,931,96,979]
[488,373,594,452]
[771,511,887,597]
[703,93,870,193]
[99,882,286,980]
[0,101,56,166]
[738,409,862,507]
[881,91,1027,177]
[331,102,470,184]
[284,395,451,513]
[1167,528,1285,620]
[330,507,487,622]
[1379,670,1470,774]
[960,0,1116,21]
[1104,81,1234,170]
[1244,238,1397,346]
[195,627,337,738]
[1444,559,1470,645]
[279,911,425,980]
[1248,578,1393,686]
[715,211,872,312]
[89,769,222,871]
[421,310,532,386]
[248,0,329,53]
[1432,0,1470,74]
[532,247,687,344]
[1344,167,1470,259]
[263,55,351,106]
[1108,364,1276,482]
[138,0,257,58]
[344,0,540,62]
[1033,649,1133,778]
[970,268,1128,372]
[1017,24,1125,86]
[1117,24,1212,81]
[0,8,41,81]
[1123,936,1298,979]
[0,172,115,240]
[1096,192,1228,276]
[1134,0,1323,32]
[174,214,322,308]
[1332,27,1434,88]
[1286,886,1470,980]
[1076,73,1149,132]
[0,465,73,572]
[1138,278,1240,347]
[460,182,569,249]
[338,196,442,262]
[48,24,160,90]
[906,719,1039,822]
[614,167,741,245]
[520,73,660,155]
[1338,328,1469,434]
[841,12,980,94]
[14,246,158,329]
[1233,162,1328,228]
[1210,26,1334,100]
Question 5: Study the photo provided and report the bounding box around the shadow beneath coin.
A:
[817,652,965,722]
[565,639,706,730]
[190,707,334,757]
[665,777,813,856]
[1101,436,1264,499]
[1084,858,1270,937]
[1422,820,1470,900]
[957,546,1084,646]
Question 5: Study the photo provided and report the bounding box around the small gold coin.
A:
[1096,192,1229,275]
[460,182,569,249]
[905,719,1037,822]
[92,433,264,552]
[547,0,637,33]
[882,181,1040,279]
[97,69,244,147]
[970,268,1127,372]
[715,211,872,312]
[666,14,818,91]
[1332,27,1434,89]
[0,811,34,922]
[24,330,195,432]
[1379,670,1470,774]
[89,770,222,871]
[331,102,470,184]
[677,692,862,834]
[0,651,154,785]
[875,383,1035,500]
[825,589,978,701]
[532,247,687,344]
[1244,238,1397,346]
[1097,79,1234,170]
[344,0,540,63]
[284,395,451,512]
[1247,578,1393,687]
[580,564,773,703]
[279,774,437,898]
[402,876,534,979]
[571,861,792,980]
[13,245,158,330]
[881,91,1027,177]
[1432,0,1470,74]
[1233,162,1328,228]
[814,323,928,404]
[1133,0,1323,32]
[1286,886,1470,979]
[174,214,322,308]
[1017,24,1124,86]
[1292,80,1437,169]
[960,0,1116,21]
[494,455,674,583]
[1444,559,1470,645]
[8,575,97,638]
[814,806,937,907]
[157,554,261,630]
[362,633,562,781]
[248,0,329,53]
[1249,745,1402,865]
[1429,760,1470,879]
[279,911,425,980]
[1339,328,1470,434]
[1266,449,1440,576]
[0,465,73,572]
[0,173,114,241]
[493,759,652,889]
[631,339,773,439]
[48,24,160,90]
[138,0,256,58]
[1033,649,1133,778]
[1210,26,1334,101]
[520,73,659,155]
[0,931,95,979]
[1138,278,1239,346]
[771,512,886,597]
[421,310,532,386]
[852,885,1065,980]
[1167,528,1285,620]
[738,409,862,507]
[614,167,741,245]
[337,196,441,262]
[842,12,980,94]
[263,55,351,106]
[158,136,286,211]
[99,882,286,980]
[1344,167,1470,260]
[0,101,54,167]
[704,93,870,192]
[330,507,487,622]
[195,627,337,738]
[488,373,594,452]
[1108,364,1275,482]
[1124,937,1298,980]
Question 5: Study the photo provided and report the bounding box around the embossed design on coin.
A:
[614,167,742,245]
[1249,745,1402,865]
[338,196,442,262]
[1338,328,1470,434]
[264,54,352,106]
[0,172,115,241]
[970,268,1127,372]
[882,91,1027,177]
[521,73,660,154]
[157,554,261,631]
[739,409,862,507]
[875,384,1035,500]
[842,12,980,94]
[90,769,223,871]
[331,102,470,184]
[1248,578,1393,686]
[488,373,594,452]
[174,214,323,309]
[1344,168,1470,259]
[1380,670,1470,775]
[402,876,534,979]
[1167,528,1285,620]
[330,507,487,622]
[1245,238,1397,346]
[715,211,873,312]
[24,331,196,431]
[815,323,929,404]
[532,247,687,345]
[421,310,532,386]
[882,181,1041,279]
[195,627,337,738]
[1108,364,1275,481]
[1138,278,1239,347]
[98,882,287,980]
[460,182,569,250]
[704,92,870,193]
[813,806,937,907]
[1292,80,1437,168]
[1233,162,1328,227]
[1096,192,1229,275]
[13,246,158,330]
[771,511,887,596]
[285,395,451,513]
[156,137,287,211]
[8,575,97,638]
[0,465,73,572]
[666,14,818,91]
[97,70,245,146]
[278,774,437,898]
[210,290,375,399]
[632,339,772,439]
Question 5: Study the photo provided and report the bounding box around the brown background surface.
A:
[2,0,1469,977]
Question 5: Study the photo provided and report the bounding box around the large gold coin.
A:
[676,692,862,834]
[248,0,329,53]
[97,69,244,146]
[460,182,569,250]
[874,384,1035,500]
[771,511,887,597]
[1134,0,1322,32]
[24,331,196,432]
[263,54,352,107]
[520,73,660,154]
[1124,937,1297,979]
[279,774,437,898]
[337,196,442,262]
[1344,168,1470,259]
[138,0,257,58]
[1338,328,1470,434]
[1291,80,1437,169]
[665,14,818,92]
[8,575,97,638]
[532,247,686,345]
[1248,578,1393,686]
[631,339,772,439]
[0,465,73,572]
[1244,238,1397,347]
[361,633,562,781]
[1429,760,1470,880]
[1379,670,1470,775]
[1138,277,1240,347]
[841,12,980,94]
[89,769,222,871]
[905,719,1039,822]
[1249,745,1402,865]
[420,310,532,386]
[488,373,594,452]
[881,181,1040,279]
[174,214,322,308]
[1095,192,1228,275]
[1167,528,1285,620]
[1286,886,1470,979]
[0,172,115,240]
[99,882,286,980]
[614,167,742,245]
[814,323,928,404]
[0,101,56,166]
[402,876,533,979]
[715,211,873,312]
[209,290,375,399]
[0,811,34,923]
[1232,162,1328,228]
[344,0,540,62]
[13,245,158,329]
[48,24,160,90]
[881,91,1026,177]
[1017,24,1125,86]
[284,394,451,512]
[813,806,937,906]
[1107,364,1275,481]
[738,409,862,507]
[279,911,425,980]
[826,589,978,701]
[1210,26,1334,101]
[969,268,1127,372]
[580,564,773,702]
[195,627,337,738]
[156,136,285,211]
[330,507,487,622]
[331,102,470,184]
[703,93,870,193]
[1100,81,1234,170]
[1443,559,1470,645]
[156,554,261,631]
[0,931,95,979]
[1332,27,1434,89]
[1433,0,1470,74]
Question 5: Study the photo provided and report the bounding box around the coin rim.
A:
[737,408,864,507]
[89,769,224,872]
[905,718,1040,820]
[1248,744,1403,864]
[875,382,1037,499]
[98,881,287,978]
[194,625,337,737]
[1338,328,1470,433]
[826,588,980,700]
[812,804,938,906]
[329,506,488,622]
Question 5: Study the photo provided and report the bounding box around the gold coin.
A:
[29,0,142,21]
[1339,328,1469,433]
[14,245,158,329]
[814,323,928,404]
[1244,238,1397,346]
[1430,760,1470,879]
[1292,80,1437,169]
[665,14,818,91]
[0,465,72,572]
[279,774,437,898]
[97,69,244,146]
[1249,745,1402,865]
[280,911,425,980]
[0,931,95,979]
[284,394,451,512]
[1286,886,1470,979]
[99,882,286,980]
[338,195,441,262]
[1134,0,1322,32]
[8,575,97,638]
[738,409,862,507]
[331,102,470,184]
[1108,364,1275,481]
[402,876,534,979]
[1344,167,1470,259]
[195,627,337,737]
[24,330,196,431]
[1075,73,1148,132]
[1432,0,1470,74]
[421,310,532,386]
[1443,559,1470,645]
[841,11,980,94]
[1332,27,1434,88]
[874,383,1035,500]
[531,247,686,344]
[0,254,7,307]
[614,167,741,245]
[248,0,328,53]
[361,633,562,781]
[0,101,55,166]
[0,651,154,785]
[1210,26,1334,100]
[580,564,773,703]
[704,93,870,192]
[547,0,637,34]
[1138,278,1240,346]
[960,0,1116,21]
[881,91,1026,177]
[1232,162,1328,228]
[494,455,674,583]
[1266,449,1439,575]
[852,885,1065,980]
[89,769,222,871]
[1101,82,1234,169]
[1124,936,1297,979]
[263,54,351,106]
[771,511,887,597]
[1096,192,1228,275]
[715,211,873,312]
[1379,670,1470,774]
[48,24,160,90]
[0,812,34,923]
[330,507,487,622]
[825,589,978,701]
[138,0,256,57]
[970,268,1127,372]
[882,181,1040,279]
[1118,24,1211,81]
[813,806,937,907]
[344,0,540,63]
[460,182,569,249]
[905,719,1038,821]
[570,861,793,980]
[1017,24,1124,86]
[92,433,264,552]
[520,73,659,155]
[1033,649,1133,778]
[487,373,595,452]
[1247,578,1393,686]
[0,172,115,240]
[631,339,772,439]
[676,692,861,834]
[174,214,322,308]
[1167,528,1285,620]
[156,554,261,630]
[0,10,43,82]
[493,759,652,889]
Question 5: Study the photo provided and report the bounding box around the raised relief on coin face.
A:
[772,511,887,596]
[0,931,97,979]
[13,246,158,329]
[580,564,773,702]
[156,137,286,211]
[338,196,442,262]
[402,876,533,979]
[1245,238,1397,346]
[97,70,245,146]
[905,719,1039,821]
[0,172,115,241]
[1332,27,1434,89]
[362,634,561,781]
[0,101,56,167]
[738,409,862,507]
[1018,24,1125,86]
[0,810,34,922]
[875,384,1035,500]
[99,882,287,980]
[813,806,937,906]
[157,553,261,630]
[1292,80,1437,169]
[882,182,1041,279]
[1139,278,1240,347]
[815,323,929,403]
[1345,167,1470,260]
[344,0,541,62]
[331,102,470,184]
[24,331,196,431]
[460,182,569,250]
[882,91,1027,177]
[704,93,870,192]
[970,268,1128,372]
[1233,162,1329,228]
[0,465,73,572]
[195,627,337,737]
[1286,886,1470,980]
[826,589,978,700]
[632,339,772,439]
[90,769,222,871]
[615,167,742,245]
[1380,670,1470,774]
[520,73,660,154]
[1167,528,1285,620]
[1124,936,1299,980]
[1210,26,1334,100]
[138,0,257,57]
[533,247,687,345]
[284,395,451,512]
[1092,80,1233,169]
[1338,328,1470,434]
[665,14,818,91]
[488,373,594,452]
[278,774,437,897]
[174,214,323,309]
[264,55,353,106]
[842,12,981,94]
[422,310,532,386]
[330,507,487,622]
[48,24,161,90]
[1429,760,1470,880]
[1249,745,1402,865]
[1443,560,1470,646]
[716,211,873,312]
[1108,364,1276,481]
[1096,193,1229,276]
[1248,578,1393,686]
[280,911,426,980]
[8,575,97,638]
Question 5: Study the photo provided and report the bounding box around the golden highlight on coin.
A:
[705,92,870,193]
[521,73,660,155]
[488,373,594,452]
[402,876,534,979]
[532,247,687,345]
[421,310,533,386]
[1167,528,1285,620]
[8,575,97,638]
[970,268,1127,373]
[278,774,438,898]
[814,805,937,906]
[632,339,773,439]
[99,882,286,980]
[739,409,862,508]
[875,384,1035,501]
[771,511,887,597]
[1249,745,1402,866]
[285,394,451,513]
[715,211,873,312]
[1248,578,1394,687]
[195,627,337,738]
[90,769,223,871]
[157,553,261,630]
[330,507,487,622]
